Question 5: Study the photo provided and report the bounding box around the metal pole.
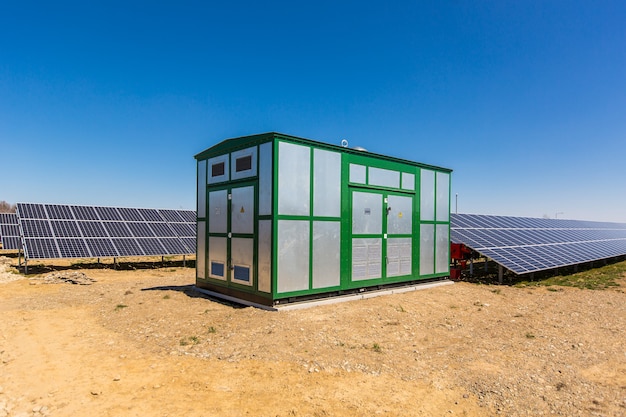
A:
[498,265,503,285]
[469,258,474,276]
[455,193,458,214]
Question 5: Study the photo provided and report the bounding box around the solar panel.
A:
[160,237,190,254]
[103,222,133,237]
[45,204,74,219]
[78,221,108,237]
[177,210,197,222]
[111,238,143,257]
[57,238,91,258]
[182,237,197,252]
[21,219,54,237]
[71,205,100,220]
[127,222,155,237]
[0,213,22,250]
[137,208,163,222]
[136,238,166,255]
[16,203,197,261]
[95,206,123,221]
[160,209,185,222]
[118,207,144,222]
[149,222,177,237]
[451,213,626,275]
[18,203,47,219]
[51,220,82,237]
[23,238,59,259]
[85,238,118,257]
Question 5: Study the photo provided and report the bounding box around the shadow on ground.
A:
[141,284,247,309]
[15,259,195,275]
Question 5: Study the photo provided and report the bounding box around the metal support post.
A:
[498,265,503,285]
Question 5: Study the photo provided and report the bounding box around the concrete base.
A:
[193,279,454,311]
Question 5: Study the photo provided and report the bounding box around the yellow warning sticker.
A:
[398,212,403,218]
[240,206,245,213]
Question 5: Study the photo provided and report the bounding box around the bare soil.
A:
[0,255,625,417]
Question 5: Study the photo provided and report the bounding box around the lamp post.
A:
[555,212,564,219]
[455,193,458,214]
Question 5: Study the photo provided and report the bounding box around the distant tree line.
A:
[0,201,17,213]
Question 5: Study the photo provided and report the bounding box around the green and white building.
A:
[195,132,452,307]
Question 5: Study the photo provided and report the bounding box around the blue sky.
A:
[1,1,625,222]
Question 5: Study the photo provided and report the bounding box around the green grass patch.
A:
[114,304,128,311]
[180,336,200,346]
[515,261,626,290]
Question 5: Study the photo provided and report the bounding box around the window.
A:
[211,162,225,177]
[233,265,250,282]
[231,146,258,180]
[211,261,224,277]
[208,155,229,184]
[235,155,252,172]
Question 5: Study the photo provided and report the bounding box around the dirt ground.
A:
[0,255,624,417]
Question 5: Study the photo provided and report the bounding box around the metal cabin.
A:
[194,132,452,308]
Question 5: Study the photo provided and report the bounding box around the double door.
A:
[207,183,255,286]
[351,190,414,281]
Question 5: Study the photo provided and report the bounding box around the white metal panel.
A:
[232,237,254,286]
[369,167,400,188]
[197,160,206,218]
[258,142,273,216]
[197,221,206,279]
[313,149,341,217]
[208,189,228,234]
[352,191,383,235]
[420,224,434,275]
[402,172,415,191]
[352,238,382,281]
[420,169,435,221]
[349,164,366,184]
[208,236,227,280]
[312,221,340,289]
[387,237,412,277]
[436,224,450,273]
[231,186,254,234]
[387,195,413,235]
[277,220,310,293]
[278,142,310,216]
[257,220,272,293]
[436,172,450,222]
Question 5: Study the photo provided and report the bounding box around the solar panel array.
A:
[16,203,196,260]
[0,213,22,250]
[451,213,626,275]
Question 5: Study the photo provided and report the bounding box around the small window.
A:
[233,265,250,282]
[235,155,252,172]
[211,261,225,277]
[211,162,225,177]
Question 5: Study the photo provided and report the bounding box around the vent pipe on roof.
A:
[340,139,368,152]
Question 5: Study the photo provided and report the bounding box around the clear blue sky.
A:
[1,1,625,222]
